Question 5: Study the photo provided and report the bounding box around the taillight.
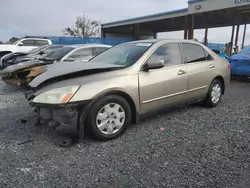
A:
[228,63,231,69]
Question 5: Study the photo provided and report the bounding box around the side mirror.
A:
[63,57,74,62]
[144,59,165,71]
[18,42,24,46]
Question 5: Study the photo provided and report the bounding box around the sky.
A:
[0,0,249,45]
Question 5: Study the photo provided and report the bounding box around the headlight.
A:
[33,85,80,104]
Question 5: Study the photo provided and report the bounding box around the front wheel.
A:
[85,95,131,140]
[204,79,223,107]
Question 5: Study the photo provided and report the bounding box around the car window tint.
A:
[22,40,35,46]
[29,45,47,54]
[69,48,93,60]
[204,49,214,60]
[182,43,207,63]
[43,46,62,54]
[93,47,109,56]
[147,43,182,67]
[45,47,74,59]
[35,40,49,46]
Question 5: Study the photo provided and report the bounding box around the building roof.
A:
[102,8,188,28]
[102,0,250,36]
[188,0,205,4]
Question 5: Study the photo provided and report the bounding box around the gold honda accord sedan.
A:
[26,39,231,140]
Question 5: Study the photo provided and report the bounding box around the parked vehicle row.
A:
[0,37,52,59]
[0,44,63,70]
[20,39,230,141]
[1,44,110,86]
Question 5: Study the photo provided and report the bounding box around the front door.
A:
[139,43,188,114]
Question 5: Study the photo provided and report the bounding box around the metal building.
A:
[102,0,250,53]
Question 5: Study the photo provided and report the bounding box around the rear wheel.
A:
[86,95,131,140]
[204,79,223,107]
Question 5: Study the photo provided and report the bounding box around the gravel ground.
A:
[0,80,250,188]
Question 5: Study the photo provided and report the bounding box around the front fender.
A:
[70,75,140,113]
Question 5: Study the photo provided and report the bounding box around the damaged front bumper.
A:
[26,92,92,137]
[1,70,32,86]
[2,74,31,86]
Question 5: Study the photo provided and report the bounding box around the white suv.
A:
[0,38,52,59]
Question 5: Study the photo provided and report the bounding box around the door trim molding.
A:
[188,85,208,92]
[142,85,207,104]
[143,90,188,104]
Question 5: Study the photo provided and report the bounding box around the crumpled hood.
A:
[29,61,123,88]
[3,59,53,73]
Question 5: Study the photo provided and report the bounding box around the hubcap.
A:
[96,103,125,135]
[211,83,221,104]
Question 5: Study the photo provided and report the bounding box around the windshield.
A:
[44,46,74,60]
[28,45,48,54]
[90,42,152,67]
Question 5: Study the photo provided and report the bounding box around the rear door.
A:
[139,42,188,113]
[181,43,215,102]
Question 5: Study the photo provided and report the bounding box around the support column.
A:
[230,25,235,56]
[184,16,188,39]
[188,14,195,39]
[133,24,140,40]
[204,27,208,46]
[153,33,157,39]
[234,24,240,53]
[242,24,247,49]
[101,27,106,38]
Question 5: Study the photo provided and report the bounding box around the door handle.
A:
[209,64,215,69]
[177,70,187,75]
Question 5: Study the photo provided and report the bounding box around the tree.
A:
[63,14,101,37]
[8,37,19,43]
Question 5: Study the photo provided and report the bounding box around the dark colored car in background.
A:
[2,44,111,87]
[0,45,63,70]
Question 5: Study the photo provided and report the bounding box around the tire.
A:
[204,79,223,107]
[86,95,131,141]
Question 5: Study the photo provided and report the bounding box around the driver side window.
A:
[147,43,182,67]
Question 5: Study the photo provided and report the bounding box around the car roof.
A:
[68,44,112,48]
[126,38,201,45]
[21,38,50,41]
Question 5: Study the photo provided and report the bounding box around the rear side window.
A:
[22,40,35,46]
[204,50,214,60]
[147,43,182,67]
[35,40,49,46]
[69,48,93,60]
[93,47,109,56]
[182,43,207,63]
